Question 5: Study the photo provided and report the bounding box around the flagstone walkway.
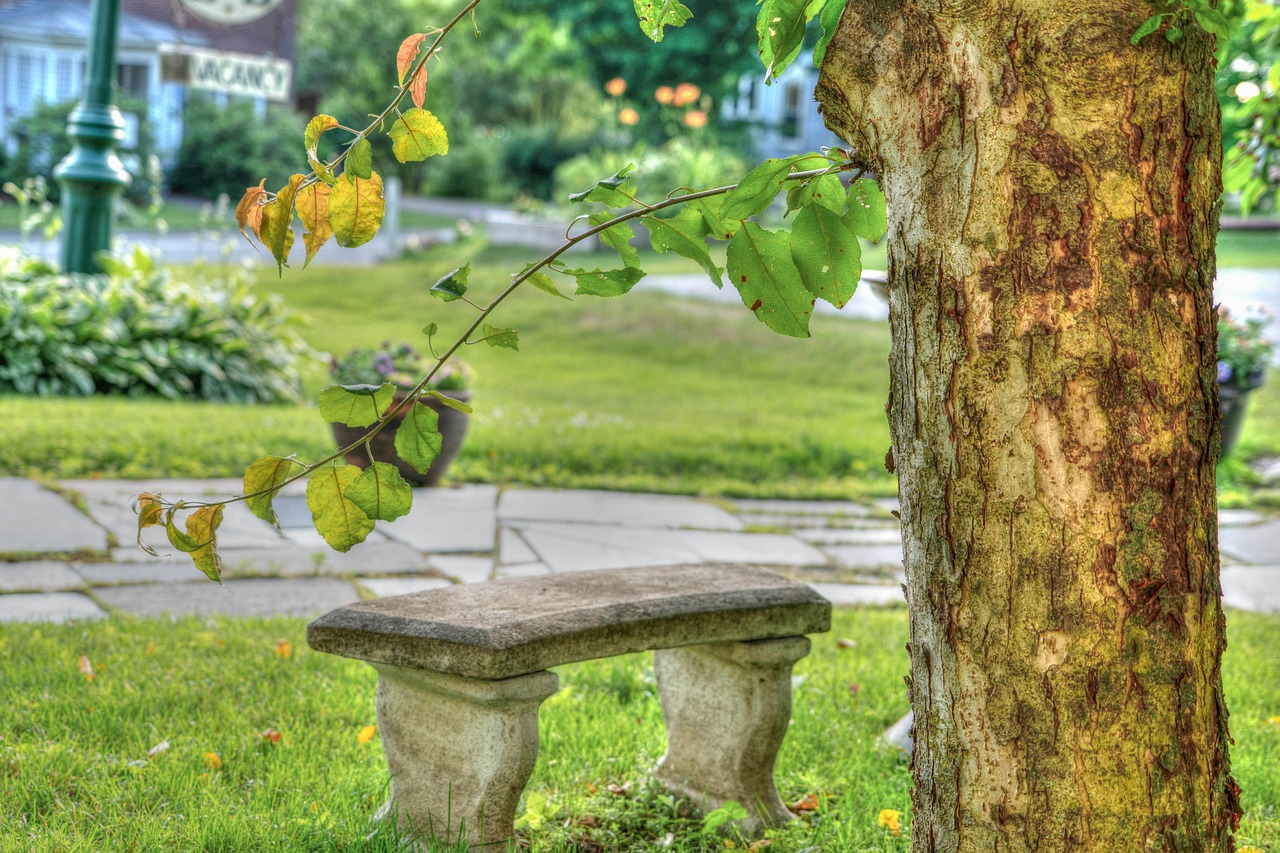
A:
[0,478,1276,623]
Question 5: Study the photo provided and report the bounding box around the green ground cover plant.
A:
[2,606,1276,852]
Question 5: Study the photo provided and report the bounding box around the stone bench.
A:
[307,563,831,848]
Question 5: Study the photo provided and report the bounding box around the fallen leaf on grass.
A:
[260,728,282,744]
[848,682,861,695]
[747,841,772,851]
[357,724,377,744]
[790,792,820,812]
[836,638,857,649]
[877,808,901,835]
[605,781,631,796]
[203,752,222,769]
[78,656,96,681]
[275,639,293,660]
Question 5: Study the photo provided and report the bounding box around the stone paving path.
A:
[0,477,1277,623]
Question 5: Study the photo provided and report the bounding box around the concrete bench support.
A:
[308,564,830,849]
[372,664,559,845]
[655,637,811,832]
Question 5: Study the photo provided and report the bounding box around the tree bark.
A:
[816,3,1239,850]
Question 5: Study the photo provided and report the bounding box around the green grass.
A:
[2,607,1276,851]
[1217,229,1280,268]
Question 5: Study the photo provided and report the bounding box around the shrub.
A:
[553,138,747,204]
[0,247,314,402]
[169,95,306,201]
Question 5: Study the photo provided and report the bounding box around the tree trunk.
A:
[816,3,1239,850]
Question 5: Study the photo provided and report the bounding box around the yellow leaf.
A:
[203,752,222,769]
[357,724,377,744]
[329,172,384,249]
[275,639,293,660]
[261,174,305,270]
[295,183,333,268]
[304,114,339,159]
[388,108,448,164]
[185,504,225,583]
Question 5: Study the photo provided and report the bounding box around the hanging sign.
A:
[160,46,293,102]
[176,0,287,25]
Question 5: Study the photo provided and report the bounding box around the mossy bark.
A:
[816,3,1238,850]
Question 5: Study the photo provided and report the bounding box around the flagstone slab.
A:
[1221,566,1280,614]
[494,562,553,578]
[728,499,874,517]
[498,528,538,565]
[498,489,743,531]
[271,495,315,529]
[0,479,108,554]
[809,583,905,607]
[91,540,432,581]
[820,544,905,570]
[94,578,359,618]
[429,555,495,584]
[796,528,903,546]
[1219,520,1280,564]
[1218,509,1268,527]
[513,522,827,573]
[0,592,104,623]
[381,485,498,553]
[0,561,84,592]
[358,577,454,598]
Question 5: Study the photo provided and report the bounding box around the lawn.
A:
[2,606,1276,852]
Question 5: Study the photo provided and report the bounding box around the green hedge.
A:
[0,248,313,403]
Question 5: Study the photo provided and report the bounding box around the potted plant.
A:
[1217,307,1273,458]
[328,342,474,486]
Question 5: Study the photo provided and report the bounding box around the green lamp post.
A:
[54,0,131,273]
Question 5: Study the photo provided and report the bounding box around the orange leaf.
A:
[397,33,427,84]
[409,66,428,109]
[790,792,820,812]
[234,180,268,243]
[78,655,96,681]
[275,639,293,660]
[203,752,222,769]
[260,727,282,744]
[357,724,377,744]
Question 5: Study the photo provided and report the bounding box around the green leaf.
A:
[633,0,693,42]
[786,173,845,214]
[693,196,742,240]
[388,108,449,163]
[843,178,887,242]
[721,155,824,222]
[813,0,847,66]
[347,138,374,180]
[643,209,723,286]
[329,172,385,248]
[1131,13,1165,45]
[727,223,812,338]
[319,383,395,428]
[568,165,636,207]
[306,464,375,552]
[421,322,439,337]
[790,203,861,309]
[243,455,302,526]
[1223,151,1255,193]
[164,505,200,553]
[482,324,520,350]
[758,0,823,82]
[589,212,641,269]
[185,504,225,583]
[564,266,646,297]
[427,389,473,413]
[394,402,443,474]
[431,263,471,301]
[525,269,571,299]
[344,461,413,523]
[1164,26,1183,42]
[1194,8,1230,40]
[304,114,339,159]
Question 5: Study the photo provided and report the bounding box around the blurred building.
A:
[725,53,841,161]
[0,0,296,166]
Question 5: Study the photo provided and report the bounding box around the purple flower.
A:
[374,353,396,376]
[1218,361,1233,383]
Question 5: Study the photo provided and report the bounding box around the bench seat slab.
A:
[307,564,830,680]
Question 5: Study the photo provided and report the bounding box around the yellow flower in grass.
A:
[1238,847,1264,853]
[877,808,902,835]
[203,752,222,769]
[357,724,377,744]
[1265,715,1280,726]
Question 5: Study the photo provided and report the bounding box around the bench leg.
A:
[654,636,811,833]
[370,663,559,849]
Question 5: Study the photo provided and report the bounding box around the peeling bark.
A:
[816,3,1237,850]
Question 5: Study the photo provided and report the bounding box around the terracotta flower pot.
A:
[330,390,472,487]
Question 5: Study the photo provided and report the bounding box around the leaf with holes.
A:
[589,212,640,269]
[727,223,811,338]
[388,108,448,163]
[692,196,742,241]
[319,383,395,428]
[244,455,302,526]
[633,0,692,42]
[431,263,470,301]
[394,402,442,474]
[306,465,375,552]
[790,203,861,309]
[564,266,646,297]
[786,173,844,215]
[643,209,722,286]
[843,178,886,242]
[344,462,413,523]
[482,324,519,350]
[721,154,825,222]
[757,0,823,82]
[330,172,384,248]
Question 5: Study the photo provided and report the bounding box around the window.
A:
[117,63,149,100]
[780,83,801,139]
[56,56,82,102]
